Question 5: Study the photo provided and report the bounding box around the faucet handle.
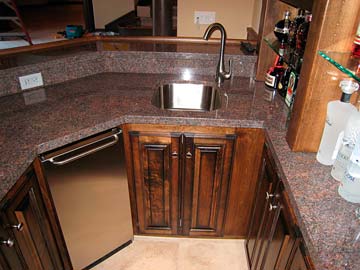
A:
[223,58,233,80]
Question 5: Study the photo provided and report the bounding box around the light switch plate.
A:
[19,72,44,90]
[194,11,216,25]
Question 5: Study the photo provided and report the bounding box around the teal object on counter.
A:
[65,25,83,39]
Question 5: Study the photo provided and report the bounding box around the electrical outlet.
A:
[194,11,216,25]
[19,72,44,90]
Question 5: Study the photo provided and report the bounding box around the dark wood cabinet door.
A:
[0,216,25,270]
[130,132,181,235]
[182,134,235,237]
[286,241,310,270]
[258,192,296,270]
[246,144,280,269]
[2,170,63,270]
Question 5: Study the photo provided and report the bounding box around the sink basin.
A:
[152,82,221,111]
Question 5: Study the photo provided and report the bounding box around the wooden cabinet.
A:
[129,132,181,235]
[0,164,70,270]
[286,241,313,270]
[127,127,236,237]
[181,134,235,237]
[246,142,314,270]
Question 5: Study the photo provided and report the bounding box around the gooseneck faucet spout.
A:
[203,23,232,84]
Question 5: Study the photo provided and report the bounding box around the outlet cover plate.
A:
[194,11,216,25]
[19,72,44,90]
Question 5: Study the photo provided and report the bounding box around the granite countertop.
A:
[0,72,358,269]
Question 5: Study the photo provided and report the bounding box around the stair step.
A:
[0,32,26,37]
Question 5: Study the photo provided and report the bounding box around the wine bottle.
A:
[274,11,291,43]
[265,56,285,90]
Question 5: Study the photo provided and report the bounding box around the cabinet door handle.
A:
[171,151,179,158]
[186,152,192,159]
[8,223,23,232]
[266,192,274,200]
[1,238,14,247]
[269,203,278,211]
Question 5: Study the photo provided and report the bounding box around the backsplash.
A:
[0,50,256,97]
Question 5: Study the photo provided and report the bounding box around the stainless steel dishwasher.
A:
[41,128,133,270]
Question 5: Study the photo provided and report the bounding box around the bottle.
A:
[284,70,298,108]
[288,9,305,50]
[338,133,360,203]
[352,22,360,58]
[316,80,359,165]
[295,11,312,59]
[331,101,360,181]
[265,55,285,90]
[278,66,291,97]
[274,11,291,43]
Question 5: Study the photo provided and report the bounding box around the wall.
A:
[93,0,134,29]
[177,0,258,39]
[251,0,263,33]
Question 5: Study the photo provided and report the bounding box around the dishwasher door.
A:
[41,128,133,270]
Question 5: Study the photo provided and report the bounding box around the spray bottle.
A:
[316,80,359,165]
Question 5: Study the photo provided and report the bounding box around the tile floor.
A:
[93,236,249,270]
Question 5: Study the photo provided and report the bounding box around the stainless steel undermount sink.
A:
[152,82,221,111]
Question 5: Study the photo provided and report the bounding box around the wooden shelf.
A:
[279,0,313,11]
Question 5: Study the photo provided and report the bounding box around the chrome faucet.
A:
[203,23,232,85]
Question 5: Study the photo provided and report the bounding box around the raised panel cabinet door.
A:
[182,134,235,237]
[259,196,296,270]
[286,241,313,270]
[2,170,63,270]
[0,216,25,270]
[246,144,280,269]
[130,132,181,235]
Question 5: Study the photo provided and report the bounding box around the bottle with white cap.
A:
[331,99,360,181]
[316,80,359,165]
[338,133,360,203]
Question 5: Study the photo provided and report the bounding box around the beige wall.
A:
[251,0,263,33]
[177,0,258,39]
[93,0,134,29]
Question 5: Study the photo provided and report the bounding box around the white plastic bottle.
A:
[331,104,360,181]
[316,80,359,165]
[338,134,360,203]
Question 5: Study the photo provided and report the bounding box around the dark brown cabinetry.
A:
[0,164,70,270]
[129,132,181,235]
[127,128,235,237]
[246,142,313,270]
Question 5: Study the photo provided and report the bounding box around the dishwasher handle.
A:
[42,130,121,166]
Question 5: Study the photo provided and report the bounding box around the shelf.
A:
[318,51,360,82]
[263,33,301,75]
[279,0,313,12]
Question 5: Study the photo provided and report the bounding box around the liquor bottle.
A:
[288,9,305,50]
[352,22,360,58]
[284,70,298,108]
[265,55,285,90]
[316,80,359,165]
[296,11,312,58]
[278,66,291,97]
[274,11,291,43]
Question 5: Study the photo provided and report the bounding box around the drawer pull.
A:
[1,238,14,247]
[186,152,192,159]
[266,192,274,200]
[9,223,23,232]
[269,203,278,211]
[171,151,178,158]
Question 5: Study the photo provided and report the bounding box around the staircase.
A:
[0,0,32,45]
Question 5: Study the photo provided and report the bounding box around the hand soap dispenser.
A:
[316,80,359,165]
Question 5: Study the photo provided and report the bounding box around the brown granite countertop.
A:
[0,72,358,270]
